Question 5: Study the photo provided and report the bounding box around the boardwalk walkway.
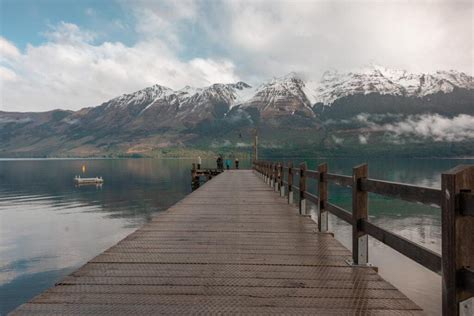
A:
[12,170,422,315]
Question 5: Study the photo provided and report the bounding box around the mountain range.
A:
[1,65,473,157]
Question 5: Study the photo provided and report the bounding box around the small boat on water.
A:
[74,176,104,185]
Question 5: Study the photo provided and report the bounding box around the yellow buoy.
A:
[82,164,86,174]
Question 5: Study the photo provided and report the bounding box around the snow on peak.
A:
[107,84,174,108]
[239,72,315,116]
[103,66,473,115]
[310,66,473,105]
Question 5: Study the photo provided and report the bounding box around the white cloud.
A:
[0,37,20,60]
[43,22,96,44]
[351,113,474,142]
[189,58,238,85]
[384,114,474,142]
[0,66,18,82]
[209,0,474,80]
[359,134,369,144]
[332,135,344,144]
[128,0,199,49]
[0,22,239,112]
[1,0,473,112]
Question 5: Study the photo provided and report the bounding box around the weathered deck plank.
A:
[11,170,422,315]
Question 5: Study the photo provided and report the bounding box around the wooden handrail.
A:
[361,178,441,206]
[326,202,353,224]
[326,173,352,187]
[360,219,442,274]
[318,163,328,232]
[306,170,319,179]
[303,191,318,205]
[253,160,474,315]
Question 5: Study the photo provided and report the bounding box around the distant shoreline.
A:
[1,156,474,161]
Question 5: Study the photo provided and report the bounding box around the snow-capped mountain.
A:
[239,73,315,118]
[98,65,473,117]
[311,65,474,105]
[134,81,253,126]
[62,81,255,133]
[1,65,473,156]
[76,65,473,122]
[105,84,174,109]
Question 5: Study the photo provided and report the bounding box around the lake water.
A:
[0,157,472,315]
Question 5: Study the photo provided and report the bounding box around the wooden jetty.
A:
[190,163,222,190]
[12,162,474,315]
[74,176,104,185]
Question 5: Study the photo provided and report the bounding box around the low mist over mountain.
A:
[1,65,473,157]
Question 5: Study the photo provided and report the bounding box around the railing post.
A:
[267,162,270,184]
[265,162,269,184]
[299,162,307,215]
[288,162,293,204]
[274,162,280,192]
[352,164,368,265]
[267,162,270,186]
[191,163,199,191]
[270,163,274,188]
[272,163,277,189]
[280,163,285,197]
[263,162,267,182]
[267,162,270,185]
[277,163,280,189]
[274,163,280,192]
[318,163,328,232]
[441,165,474,316]
[269,162,272,186]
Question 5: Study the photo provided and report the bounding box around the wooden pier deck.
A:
[12,170,423,315]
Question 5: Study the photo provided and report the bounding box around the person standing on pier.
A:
[235,157,239,169]
[216,155,223,170]
[197,156,201,169]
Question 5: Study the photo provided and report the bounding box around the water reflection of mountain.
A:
[0,157,471,315]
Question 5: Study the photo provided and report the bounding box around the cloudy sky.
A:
[0,0,472,112]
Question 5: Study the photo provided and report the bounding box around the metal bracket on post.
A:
[320,211,328,232]
[358,234,368,263]
[460,298,473,316]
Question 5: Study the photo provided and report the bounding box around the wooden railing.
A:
[253,160,474,316]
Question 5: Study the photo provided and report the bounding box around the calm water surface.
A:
[0,157,472,315]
